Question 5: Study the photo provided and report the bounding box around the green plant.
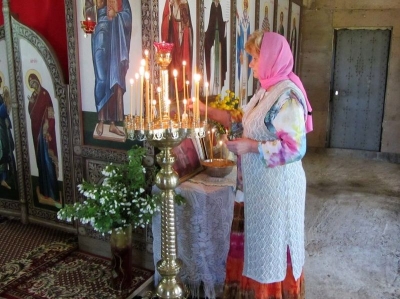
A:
[57,146,161,234]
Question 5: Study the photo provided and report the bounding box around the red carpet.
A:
[0,219,154,299]
[0,244,153,299]
[0,218,76,266]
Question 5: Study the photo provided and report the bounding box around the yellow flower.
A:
[208,90,243,134]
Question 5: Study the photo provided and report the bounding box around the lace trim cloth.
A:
[152,171,236,298]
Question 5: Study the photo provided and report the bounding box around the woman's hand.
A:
[225,138,259,155]
[188,99,207,115]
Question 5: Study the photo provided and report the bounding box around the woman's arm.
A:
[191,99,233,128]
[258,93,307,167]
[226,91,306,167]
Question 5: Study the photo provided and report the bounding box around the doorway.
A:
[329,29,391,151]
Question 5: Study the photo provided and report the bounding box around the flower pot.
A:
[110,224,132,291]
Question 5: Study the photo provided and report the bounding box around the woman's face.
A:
[249,50,260,79]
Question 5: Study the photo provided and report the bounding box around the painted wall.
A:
[0,0,68,82]
[300,0,400,154]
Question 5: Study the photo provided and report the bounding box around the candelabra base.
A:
[156,258,189,299]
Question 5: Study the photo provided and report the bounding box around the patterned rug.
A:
[0,221,154,299]
[0,218,77,266]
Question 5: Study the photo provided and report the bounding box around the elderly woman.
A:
[201,30,312,299]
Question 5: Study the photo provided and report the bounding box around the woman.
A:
[201,30,312,298]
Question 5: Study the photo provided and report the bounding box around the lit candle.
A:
[141,58,146,71]
[167,99,171,119]
[134,73,139,115]
[182,99,188,122]
[186,80,190,102]
[150,83,154,122]
[182,60,186,100]
[219,140,223,159]
[145,72,150,123]
[205,81,209,121]
[129,78,134,116]
[173,69,181,122]
[194,74,201,121]
[208,130,213,161]
[139,66,144,122]
[144,49,149,73]
[191,97,196,122]
[152,99,156,122]
[157,86,162,120]
[211,128,215,160]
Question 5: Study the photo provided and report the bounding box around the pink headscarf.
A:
[258,32,313,133]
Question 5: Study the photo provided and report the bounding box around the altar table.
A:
[152,169,237,299]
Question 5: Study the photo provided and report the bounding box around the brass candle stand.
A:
[125,42,205,299]
[126,126,204,299]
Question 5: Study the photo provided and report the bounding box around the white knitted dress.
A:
[241,80,307,283]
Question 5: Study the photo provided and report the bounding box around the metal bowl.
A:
[201,159,236,178]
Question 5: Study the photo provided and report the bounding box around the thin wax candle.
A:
[186,81,190,103]
[208,130,213,160]
[139,67,144,122]
[182,60,186,100]
[173,70,181,122]
[145,71,150,123]
[205,81,209,121]
[157,87,162,120]
[150,83,154,122]
[194,74,201,121]
[130,78,134,116]
[182,99,188,122]
[134,73,139,115]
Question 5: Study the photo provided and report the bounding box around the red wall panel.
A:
[0,0,69,82]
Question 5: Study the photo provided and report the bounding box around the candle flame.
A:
[141,59,146,67]
[130,78,134,85]
[139,67,144,75]
[183,61,186,66]
[145,72,150,80]
[157,87,161,93]
[135,73,139,79]
[183,99,187,104]
[173,69,178,77]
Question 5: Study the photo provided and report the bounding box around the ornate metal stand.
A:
[152,133,188,299]
[125,42,205,298]
[127,127,204,299]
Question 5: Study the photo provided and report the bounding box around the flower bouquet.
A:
[209,89,243,140]
[57,145,163,290]
[57,145,160,235]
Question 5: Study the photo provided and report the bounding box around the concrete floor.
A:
[303,149,400,299]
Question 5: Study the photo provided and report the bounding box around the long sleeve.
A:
[258,91,306,167]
